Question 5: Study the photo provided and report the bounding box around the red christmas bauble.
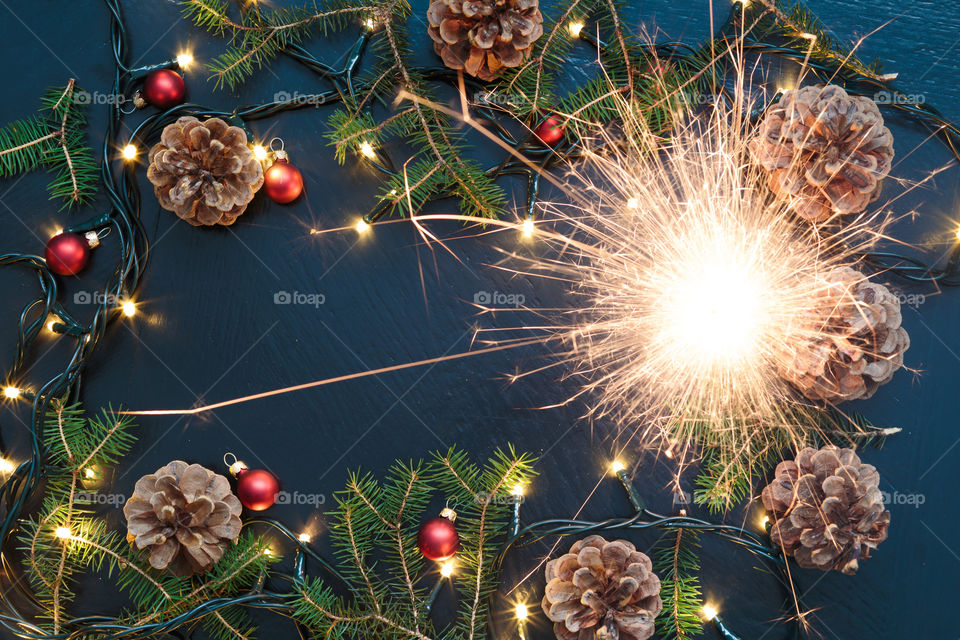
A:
[534,117,565,146]
[264,159,304,203]
[418,514,459,561]
[143,69,186,109]
[236,468,280,511]
[45,232,90,276]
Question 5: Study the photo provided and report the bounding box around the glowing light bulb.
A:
[253,145,268,161]
[298,532,311,543]
[760,515,770,528]
[0,459,14,474]
[359,141,377,159]
[176,52,194,69]
[515,603,529,620]
[262,546,274,557]
[510,484,526,497]
[955,224,960,240]
[122,144,138,161]
[627,197,640,209]
[521,219,535,237]
[121,300,136,317]
[46,319,57,333]
[702,605,718,621]
[3,387,20,399]
[568,21,584,37]
[356,219,371,233]
[84,468,96,479]
[55,526,72,540]
[364,17,376,30]
[440,560,455,577]
[610,460,625,473]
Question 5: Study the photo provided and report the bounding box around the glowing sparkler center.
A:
[663,252,767,366]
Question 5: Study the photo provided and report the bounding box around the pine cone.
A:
[123,461,243,576]
[779,266,909,402]
[427,0,543,82]
[147,116,264,226]
[541,535,662,640]
[750,85,894,222]
[762,445,889,575]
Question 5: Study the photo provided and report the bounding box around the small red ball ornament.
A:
[142,69,186,109]
[45,232,95,276]
[263,149,304,204]
[534,116,565,146]
[227,456,280,511]
[418,508,459,561]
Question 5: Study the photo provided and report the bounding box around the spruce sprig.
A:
[0,81,97,207]
[291,446,537,640]
[654,528,703,639]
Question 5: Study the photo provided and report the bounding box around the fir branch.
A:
[654,529,703,639]
[0,80,96,207]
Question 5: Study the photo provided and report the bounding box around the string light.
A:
[356,219,371,233]
[510,483,525,497]
[439,560,455,577]
[3,387,20,400]
[610,460,625,473]
[760,515,770,529]
[298,532,311,543]
[702,605,718,621]
[120,300,136,317]
[46,319,57,333]
[359,141,377,159]
[55,526,72,540]
[253,144,268,161]
[364,17,376,30]
[568,21,584,37]
[122,144,138,161]
[176,52,194,69]
[0,459,14,474]
[84,468,96,479]
[515,603,529,620]
[954,224,960,240]
[521,218,535,237]
[626,197,639,209]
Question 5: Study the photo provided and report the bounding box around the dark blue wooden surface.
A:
[0,1,958,638]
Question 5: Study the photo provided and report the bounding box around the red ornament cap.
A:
[534,116,566,146]
[142,69,186,110]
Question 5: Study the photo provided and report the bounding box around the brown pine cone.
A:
[779,266,909,403]
[750,84,894,222]
[147,116,264,226]
[427,0,543,82]
[762,445,889,575]
[541,535,662,640]
[123,461,243,576]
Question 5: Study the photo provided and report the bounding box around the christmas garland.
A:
[0,0,957,638]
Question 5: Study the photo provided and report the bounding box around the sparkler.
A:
[491,87,890,505]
